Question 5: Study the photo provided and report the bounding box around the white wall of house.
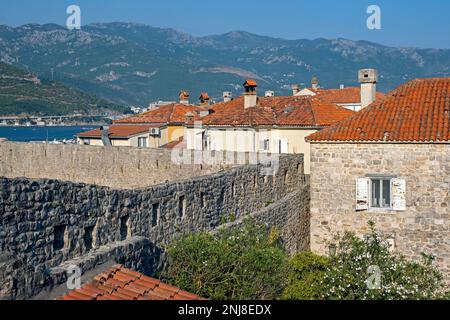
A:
[185,126,317,173]
[78,128,168,148]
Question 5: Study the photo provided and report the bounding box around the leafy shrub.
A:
[283,252,329,300]
[163,220,289,300]
[320,222,447,300]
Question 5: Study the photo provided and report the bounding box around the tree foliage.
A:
[163,221,289,300]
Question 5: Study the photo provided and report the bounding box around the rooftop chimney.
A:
[243,79,257,109]
[291,84,300,96]
[179,90,190,105]
[340,84,345,89]
[311,76,319,90]
[223,91,232,103]
[100,126,112,147]
[265,90,275,97]
[199,92,210,106]
[358,69,378,108]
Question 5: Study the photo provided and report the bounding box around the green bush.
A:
[163,220,289,300]
[283,222,447,300]
[283,252,329,300]
[320,222,447,300]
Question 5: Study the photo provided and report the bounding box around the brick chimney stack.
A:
[358,69,378,108]
[199,92,210,106]
[311,76,319,90]
[179,90,190,105]
[223,91,232,103]
[291,84,300,96]
[243,79,257,109]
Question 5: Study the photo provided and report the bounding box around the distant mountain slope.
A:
[0,62,127,116]
[1,22,449,106]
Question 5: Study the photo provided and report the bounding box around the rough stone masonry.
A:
[0,143,310,299]
[310,143,450,283]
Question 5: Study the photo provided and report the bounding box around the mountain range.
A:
[1,22,450,107]
[0,61,126,116]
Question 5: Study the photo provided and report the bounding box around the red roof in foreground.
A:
[307,77,450,142]
[114,103,207,125]
[201,96,355,127]
[59,265,205,301]
[77,125,158,139]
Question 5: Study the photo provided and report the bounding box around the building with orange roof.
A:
[76,124,169,148]
[186,79,355,173]
[306,77,450,281]
[295,69,385,111]
[76,92,211,147]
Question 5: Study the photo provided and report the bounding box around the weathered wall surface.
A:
[0,154,309,299]
[217,182,310,255]
[310,143,450,282]
[0,142,274,189]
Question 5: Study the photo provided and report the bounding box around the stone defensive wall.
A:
[0,142,310,299]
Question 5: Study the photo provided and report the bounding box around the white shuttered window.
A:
[356,177,406,212]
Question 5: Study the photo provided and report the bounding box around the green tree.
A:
[163,220,289,300]
[283,252,329,300]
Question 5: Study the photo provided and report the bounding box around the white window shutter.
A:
[392,178,406,211]
[356,178,370,211]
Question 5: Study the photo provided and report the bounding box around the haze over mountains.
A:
[1,22,450,107]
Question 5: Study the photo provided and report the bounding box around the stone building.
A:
[307,77,450,281]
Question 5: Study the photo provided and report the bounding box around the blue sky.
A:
[1,0,450,48]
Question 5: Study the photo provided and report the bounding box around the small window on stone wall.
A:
[152,203,159,227]
[178,196,186,218]
[84,226,94,251]
[120,215,129,241]
[53,225,66,251]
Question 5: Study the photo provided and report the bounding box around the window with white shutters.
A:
[356,178,370,211]
[356,176,406,212]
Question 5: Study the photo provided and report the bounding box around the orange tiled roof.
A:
[59,265,205,301]
[307,77,450,142]
[201,96,355,127]
[76,125,158,139]
[307,87,385,104]
[114,103,206,125]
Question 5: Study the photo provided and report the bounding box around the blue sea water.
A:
[0,126,96,142]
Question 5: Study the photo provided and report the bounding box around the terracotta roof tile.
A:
[303,87,385,104]
[307,77,450,142]
[77,125,158,139]
[58,265,205,301]
[201,96,355,127]
[114,103,207,125]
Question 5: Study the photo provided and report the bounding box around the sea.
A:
[0,126,96,142]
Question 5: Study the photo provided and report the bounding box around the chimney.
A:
[358,69,378,108]
[311,76,319,90]
[185,112,194,124]
[265,90,275,97]
[291,84,300,96]
[223,91,232,103]
[243,79,257,109]
[199,92,210,106]
[179,90,190,105]
[340,84,345,89]
[100,126,112,147]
